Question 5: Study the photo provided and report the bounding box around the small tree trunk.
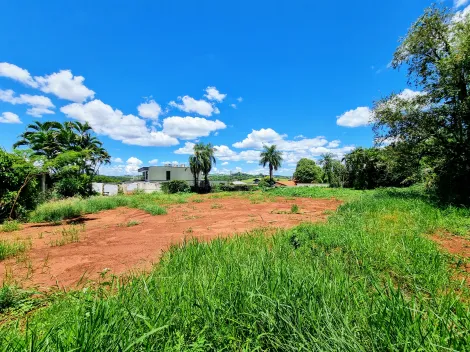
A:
[269,164,273,183]
[41,173,46,193]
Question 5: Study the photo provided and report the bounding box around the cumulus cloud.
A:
[0,62,38,87]
[0,89,55,117]
[162,116,226,140]
[60,99,179,147]
[169,96,217,116]
[233,128,329,152]
[237,97,243,102]
[233,128,286,149]
[204,86,226,102]
[222,161,229,165]
[35,70,95,103]
[174,142,196,154]
[125,157,143,174]
[149,159,159,165]
[230,104,237,109]
[455,0,469,8]
[327,140,341,148]
[453,5,470,22]
[138,100,162,120]
[336,107,373,127]
[112,157,123,163]
[0,112,22,124]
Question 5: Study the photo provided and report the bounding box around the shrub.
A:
[0,220,22,232]
[162,180,190,194]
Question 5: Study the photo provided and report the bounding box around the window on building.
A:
[166,171,171,181]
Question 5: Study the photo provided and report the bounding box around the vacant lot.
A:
[0,196,340,289]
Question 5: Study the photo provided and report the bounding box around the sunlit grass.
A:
[1,188,469,350]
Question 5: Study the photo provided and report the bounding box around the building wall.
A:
[147,166,194,182]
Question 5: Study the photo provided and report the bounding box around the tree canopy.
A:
[259,145,283,183]
[373,6,470,204]
[293,158,323,183]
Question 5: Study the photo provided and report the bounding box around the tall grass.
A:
[1,188,469,350]
[0,240,30,261]
[28,193,180,222]
[0,221,22,233]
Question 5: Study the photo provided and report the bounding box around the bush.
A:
[161,180,190,194]
[220,184,256,192]
[0,150,40,221]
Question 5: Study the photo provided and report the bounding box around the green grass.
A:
[49,226,82,247]
[0,240,30,261]
[290,204,299,213]
[0,221,22,233]
[126,220,141,227]
[267,186,364,201]
[1,187,469,350]
[28,192,182,223]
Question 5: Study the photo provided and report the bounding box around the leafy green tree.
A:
[259,145,283,184]
[319,154,347,187]
[13,121,110,197]
[0,149,40,221]
[293,158,323,183]
[373,6,470,204]
[189,143,216,192]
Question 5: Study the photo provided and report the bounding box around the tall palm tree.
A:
[189,155,201,191]
[259,145,283,184]
[194,143,216,190]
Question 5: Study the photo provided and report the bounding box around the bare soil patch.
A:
[430,232,470,280]
[0,197,340,290]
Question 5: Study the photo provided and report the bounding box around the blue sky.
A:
[1,0,468,176]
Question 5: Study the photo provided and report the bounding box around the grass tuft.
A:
[0,221,22,233]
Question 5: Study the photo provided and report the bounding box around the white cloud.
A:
[112,157,123,163]
[204,86,226,102]
[174,142,196,154]
[60,99,179,147]
[233,128,286,149]
[222,161,229,165]
[336,107,373,127]
[397,88,424,100]
[455,0,469,8]
[230,104,237,109]
[125,157,143,174]
[237,97,243,102]
[327,140,341,148]
[0,89,55,117]
[35,70,95,103]
[0,112,21,124]
[138,100,162,120]
[149,159,159,165]
[0,62,38,87]
[233,128,328,152]
[162,116,226,140]
[169,96,216,116]
[453,5,470,22]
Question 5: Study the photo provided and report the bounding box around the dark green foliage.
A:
[219,184,256,192]
[93,175,135,183]
[14,121,111,199]
[162,180,191,194]
[319,153,347,187]
[293,158,323,183]
[343,146,416,190]
[373,6,470,205]
[0,149,40,221]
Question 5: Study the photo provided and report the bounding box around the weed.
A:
[211,203,223,209]
[192,198,204,203]
[126,220,141,227]
[0,221,21,232]
[0,239,30,260]
[290,204,299,214]
[49,226,81,247]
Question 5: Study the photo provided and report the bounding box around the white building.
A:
[138,164,195,184]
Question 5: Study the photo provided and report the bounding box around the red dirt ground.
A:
[430,232,470,276]
[0,197,341,290]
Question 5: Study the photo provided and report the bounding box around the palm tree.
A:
[259,145,283,184]
[189,155,201,191]
[193,143,216,191]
